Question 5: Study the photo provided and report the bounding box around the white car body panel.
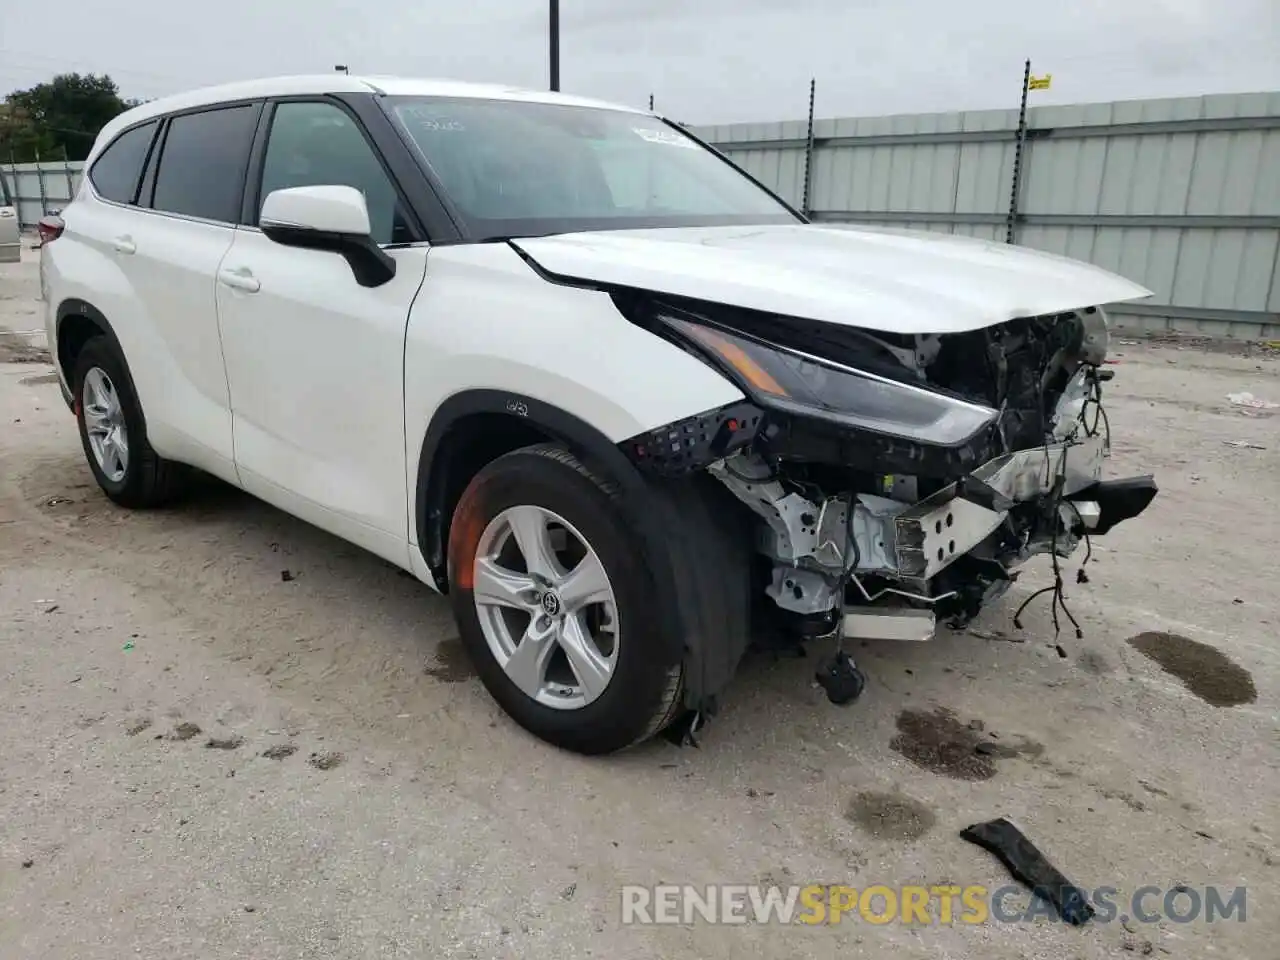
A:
[215,230,431,568]
[512,224,1153,335]
[402,242,747,547]
[40,195,241,486]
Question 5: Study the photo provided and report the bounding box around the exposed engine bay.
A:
[618,293,1159,665]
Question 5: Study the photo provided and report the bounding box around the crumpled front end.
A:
[618,294,1157,647]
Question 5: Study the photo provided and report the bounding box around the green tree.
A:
[0,101,54,163]
[1,73,132,162]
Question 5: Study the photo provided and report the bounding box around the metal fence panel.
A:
[692,91,1280,340]
[2,160,83,226]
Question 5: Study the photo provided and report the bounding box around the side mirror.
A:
[259,185,396,288]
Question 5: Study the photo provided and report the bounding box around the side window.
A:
[151,105,258,223]
[258,101,410,245]
[88,121,158,204]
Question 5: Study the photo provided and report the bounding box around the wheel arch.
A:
[414,389,652,592]
[415,389,757,721]
[54,299,141,420]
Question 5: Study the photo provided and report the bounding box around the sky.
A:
[1,0,1277,124]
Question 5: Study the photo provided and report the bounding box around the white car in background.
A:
[39,75,1157,754]
[0,173,19,261]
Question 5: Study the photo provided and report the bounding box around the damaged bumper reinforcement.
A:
[618,297,1158,724]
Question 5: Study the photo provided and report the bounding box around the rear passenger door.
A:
[123,101,262,481]
[215,98,430,566]
[56,117,161,364]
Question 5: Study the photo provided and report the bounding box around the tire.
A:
[73,336,185,508]
[447,443,684,754]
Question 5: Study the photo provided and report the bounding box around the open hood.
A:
[511,224,1152,335]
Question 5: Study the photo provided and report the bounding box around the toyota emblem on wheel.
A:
[540,591,561,616]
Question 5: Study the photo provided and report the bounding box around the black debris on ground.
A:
[960,817,1095,926]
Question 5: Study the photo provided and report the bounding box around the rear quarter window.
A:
[88,120,159,204]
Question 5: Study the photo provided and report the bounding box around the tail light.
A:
[37,215,65,245]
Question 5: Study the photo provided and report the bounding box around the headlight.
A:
[663,316,998,446]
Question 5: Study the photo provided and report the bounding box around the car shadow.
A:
[20,447,1089,769]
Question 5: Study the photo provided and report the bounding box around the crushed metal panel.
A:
[971,434,1106,501]
[894,489,1006,579]
[708,458,820,563]
[846,495,906,572]
[894,497,1005,579]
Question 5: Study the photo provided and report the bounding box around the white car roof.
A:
[90,74,646,161]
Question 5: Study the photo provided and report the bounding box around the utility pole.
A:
[549,0,560,91]
[648,93,654,112]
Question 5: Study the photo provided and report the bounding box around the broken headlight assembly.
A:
[661,315,999,447]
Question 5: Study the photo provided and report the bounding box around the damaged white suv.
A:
[41,75,1158,753]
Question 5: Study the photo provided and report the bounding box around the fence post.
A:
[34,148,49,218]
[801,78,816,218]
[1005,59,1031,244]
[62,145,75,207]
[3,151,10,213]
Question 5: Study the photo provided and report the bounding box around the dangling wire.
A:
[1013,359,1114,637]
[833,491,862,638]
[1013,428,1085,641]
[1078,365,1111,449]
[1066,499,1094,583]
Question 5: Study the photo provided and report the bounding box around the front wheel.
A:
[447,444,684,754]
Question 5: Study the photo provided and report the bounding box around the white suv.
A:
[41,75,1158,753]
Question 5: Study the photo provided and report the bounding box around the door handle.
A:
[112,235,136,254]
[218,268,261,294]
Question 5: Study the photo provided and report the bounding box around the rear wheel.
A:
[447,444,684,754]
[73,336,185,507]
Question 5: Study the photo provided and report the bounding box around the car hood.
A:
[510,224,1152,335]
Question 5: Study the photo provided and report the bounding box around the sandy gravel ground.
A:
[1,246,1277,959]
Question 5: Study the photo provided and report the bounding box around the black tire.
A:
[447,443,684,754]
[73,336,186,508]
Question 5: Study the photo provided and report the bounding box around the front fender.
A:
[404,242,744,449]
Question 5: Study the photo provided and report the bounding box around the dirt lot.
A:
[1,247,1277,958]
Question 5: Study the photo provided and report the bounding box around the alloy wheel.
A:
[471,504,620,710]
[82,367,129,483]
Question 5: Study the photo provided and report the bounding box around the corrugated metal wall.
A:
[2,160,81,227]
[692,92,1280,340]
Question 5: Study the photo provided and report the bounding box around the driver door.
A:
[215,98,429,566]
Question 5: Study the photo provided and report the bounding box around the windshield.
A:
[387,97,800,240]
